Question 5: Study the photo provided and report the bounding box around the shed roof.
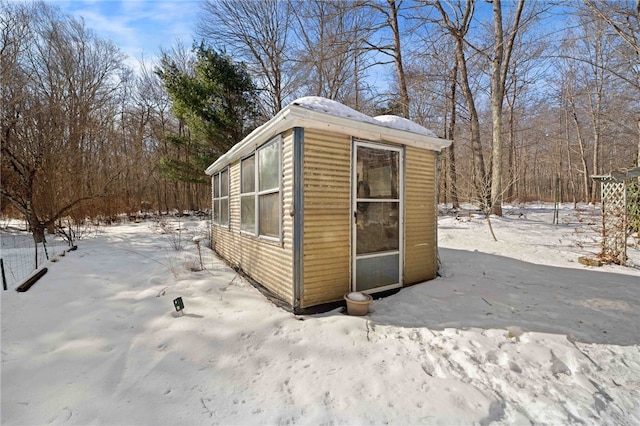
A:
[206,96,451,175]
[592,167,640,182]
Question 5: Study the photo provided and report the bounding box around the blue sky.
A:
[55,0,200,67]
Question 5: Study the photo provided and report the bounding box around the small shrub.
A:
[56,218,98,246]
[152,216,183,251]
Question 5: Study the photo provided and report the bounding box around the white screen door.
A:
[352,141,403,293]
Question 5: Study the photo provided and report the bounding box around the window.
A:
[240,155,256,233]
[217,137,280,238]
[257,138,281,238]
[212,168,229,227]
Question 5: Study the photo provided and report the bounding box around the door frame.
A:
[351,139,404,294]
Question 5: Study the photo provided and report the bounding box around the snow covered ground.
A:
[2,203,639,425]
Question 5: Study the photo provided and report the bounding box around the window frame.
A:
[240,154,257,235]
[256,136,282,241]
[212,167,230,228]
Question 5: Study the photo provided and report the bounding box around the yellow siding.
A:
[211,127,438,310]
[211,131,294,306]
[404,146,437,284]
[301,129,351,307]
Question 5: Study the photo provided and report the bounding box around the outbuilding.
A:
[205,97,451,313]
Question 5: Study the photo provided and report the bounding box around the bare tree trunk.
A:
[564,108,577,206]
[447,62,460,209]
[433,1,488,208]
[506,99,516,202]
[571,107,591,204]
[354,50,360,110]
[490,0,506,216]
[489,0,525,216]
[591,122,600,201]
[387,0,409,118]
[28,215,46,244]
[455,38,487,207]
[585,38,604,202]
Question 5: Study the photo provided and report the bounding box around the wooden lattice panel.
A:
[601,181,627,264]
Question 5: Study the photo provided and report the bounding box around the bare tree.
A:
[403,20,460,207]
[502,29,550,202]
[135,58,180,214]
[356,0,412,118]
[583,0,640,167]
[446,60,461,209]
[558,38,593,204]
[582,17,608,200]
[0,2,126,241]
[197,0,298,117]
[555,11,629,203]
[431,0,489,207]
[291,1,373,109]
[386,0,410,118]
[488,0,526,216]
[583,0,639,57]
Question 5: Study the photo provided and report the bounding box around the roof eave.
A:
[205,104,452,175]
[205,106,294,175]
[290,106,452,151]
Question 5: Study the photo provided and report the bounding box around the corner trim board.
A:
[293,127,304,309]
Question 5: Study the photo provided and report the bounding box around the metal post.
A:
[1,258,7,290]
[553,177,560,225]
[43,236,49,260]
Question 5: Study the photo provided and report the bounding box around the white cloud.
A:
[56,0,198,72]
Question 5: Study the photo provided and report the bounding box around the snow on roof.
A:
[291,96,438,138]
[206,96,450,175]
[290,96,376,123]
[373,115,438,138]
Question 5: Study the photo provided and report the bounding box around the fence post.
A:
[43,236,49,260]
[553,177,560,225]
[1,258,7,290]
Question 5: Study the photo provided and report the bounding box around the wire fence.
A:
[1,227,69,290]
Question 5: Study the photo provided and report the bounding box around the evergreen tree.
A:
[156,44,258,183]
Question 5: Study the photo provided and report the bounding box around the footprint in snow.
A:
[550,350,572,378]
[46,407,72,424]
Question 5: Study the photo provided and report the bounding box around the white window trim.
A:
[212,167,230,228]
[257,136,282,242]
[240,154,257,236]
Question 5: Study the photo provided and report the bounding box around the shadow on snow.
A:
[371,248,639,346]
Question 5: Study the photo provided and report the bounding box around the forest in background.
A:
[1,0,639,239]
